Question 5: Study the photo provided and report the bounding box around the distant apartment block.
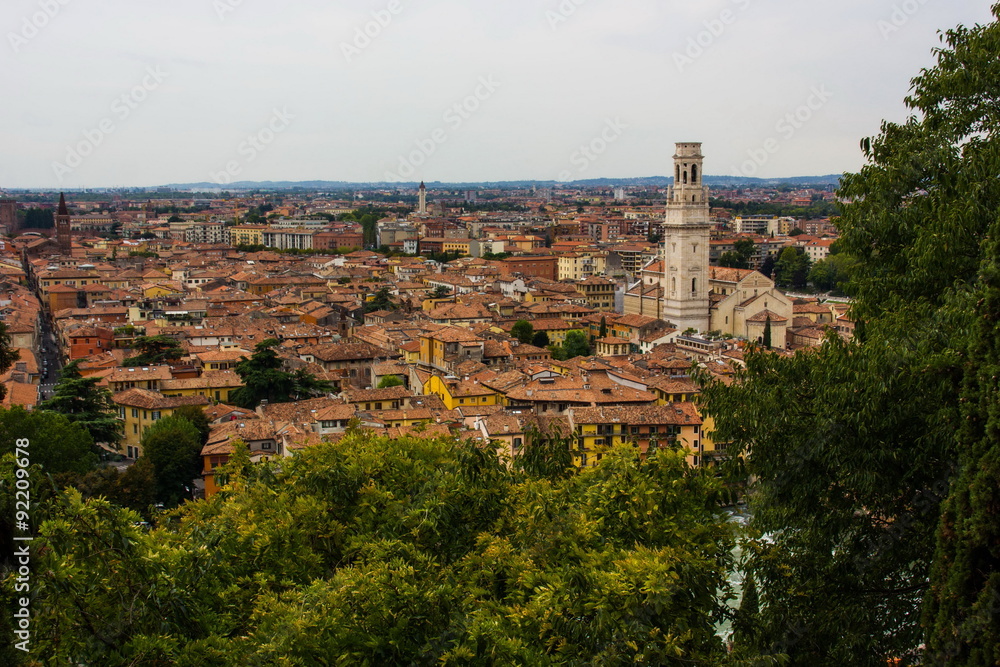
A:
[733,215,796,235]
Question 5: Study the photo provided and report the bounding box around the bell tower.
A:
[662,142,710,333]
[56,192,72,254]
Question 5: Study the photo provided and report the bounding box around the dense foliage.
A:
[230,338,331,408]
[699,7,1000,664]
[19,433,736,665]
[37,360,122,448]
[122,335,184,367]
[141,414,203,506]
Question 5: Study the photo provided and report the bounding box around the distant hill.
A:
[161,174,843,192]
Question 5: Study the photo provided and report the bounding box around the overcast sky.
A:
[0,0,994,189]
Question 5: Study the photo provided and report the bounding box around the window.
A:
[131,408,139,418]
[151,411,160,421]
[631,426,639,435]
[133,424,138,434]
[262,442,272,450]
[513,437,522,450]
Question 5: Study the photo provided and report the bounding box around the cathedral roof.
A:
[708,266,760,283]
[746,309,788,323]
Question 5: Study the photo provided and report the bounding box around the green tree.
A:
[230,338,293,408]
[290,367,333,401]
[123,335,184,366]
[377,375,403,389]
[230,339,328,408]
[172,405,210,446]
[361,214,378,248]
[734,238,757,266]
[717,250,746,269]
[141,414,202,506]
[762,315,772,348]
[27,432,735,665]
[759,253,777,279]
[775,246,811,289]
[598,316,608,338]
[808,253,858,293]
[531,331,550,348]
[698,10,1000,662]
[561,330,591,359]
[788,227,805,236]
[71,457,157,515]
[429,285,451,299]
[363,287,398,313]
[38,360,122,449]
[511,320,534,345]
[22,208,54,228]
[0,405,96,475]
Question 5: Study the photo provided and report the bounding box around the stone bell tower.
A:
[56,193,72,254]
[662,142,710,333]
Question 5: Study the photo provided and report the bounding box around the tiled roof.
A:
[569,403,702,426]
[112,388,210,410]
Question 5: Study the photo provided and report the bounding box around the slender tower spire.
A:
[662,143,711,333]
[56,192,72,254]
[418,181,427,215]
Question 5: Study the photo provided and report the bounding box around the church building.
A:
[623,142,792,347]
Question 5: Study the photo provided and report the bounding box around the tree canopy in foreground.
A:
[17,432,735,665]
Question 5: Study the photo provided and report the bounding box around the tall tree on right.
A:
[917,12,1000,662]
[699,8,1000,664]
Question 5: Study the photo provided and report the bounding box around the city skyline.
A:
[1,0,993,189]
